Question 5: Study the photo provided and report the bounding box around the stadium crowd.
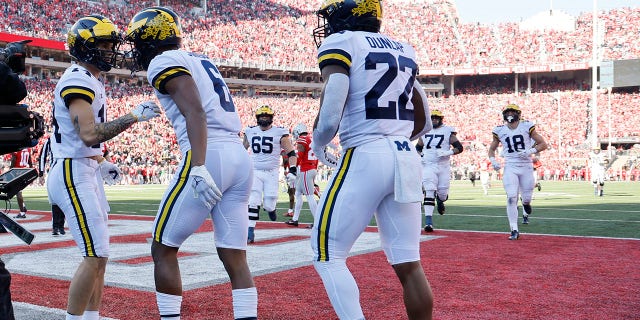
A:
[2,0,640,70]
[3,0,639,184]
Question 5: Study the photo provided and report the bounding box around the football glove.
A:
[130,101,161,122]
[311,141,338,168]
[190,165,222,210]
[436,149,454,157]
[490,157,501,171]
[286,167,297,188]
[99,160,122,186]
[517,147,537,159]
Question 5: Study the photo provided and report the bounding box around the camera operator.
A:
[0,39,32,320]
[0,41,28,105]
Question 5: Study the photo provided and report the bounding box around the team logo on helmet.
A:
[124,7,182,72]
[502,104,521,123]
[255,105,274,127]
[67,15,123,72]
[313,0,383,48]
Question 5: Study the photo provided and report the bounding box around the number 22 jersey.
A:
[317,31,419,149]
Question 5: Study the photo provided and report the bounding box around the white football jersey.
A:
[317,31,419,149]
[244,125,289,170]
[51,64,106,159]
[420,125,456,164]
[492,120,536,164]
[589,152,606,169]
[147,50,242,153]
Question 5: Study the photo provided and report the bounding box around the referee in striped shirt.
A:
[38,137,65,235]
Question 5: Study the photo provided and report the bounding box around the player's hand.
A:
[99,160,122,185]
[436,149,454,158]
[490,157,501,171]
[286,167,297,188]
[517,147,537,159]
[130,101,161,122]
[311,141,338,168]
[190,165,222,210]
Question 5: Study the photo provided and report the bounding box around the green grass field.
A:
[18,180,640,239]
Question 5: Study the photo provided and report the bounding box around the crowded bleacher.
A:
[2,0,639,183]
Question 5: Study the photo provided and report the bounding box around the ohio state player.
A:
[10,148,31,218]
[286,123,319,227]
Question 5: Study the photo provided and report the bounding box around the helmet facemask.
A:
[503,110,520,123]
[94,40,124,72]
[123,41,160,73]
[256,115,273,127]
[431,116,443,128]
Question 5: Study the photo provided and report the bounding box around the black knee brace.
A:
[248,206,260,221]
[423,197,435,206]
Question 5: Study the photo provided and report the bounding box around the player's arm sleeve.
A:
[313,72,349,147]
[410,79,432,141]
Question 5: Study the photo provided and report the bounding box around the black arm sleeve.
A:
[451,140,464,153]
[0,62,27,105]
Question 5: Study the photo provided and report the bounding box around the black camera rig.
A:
[0,104,44,155]
[0,40,31,74]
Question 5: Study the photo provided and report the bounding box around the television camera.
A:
[0,39,41,244]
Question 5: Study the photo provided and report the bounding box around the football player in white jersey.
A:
[415,110,463,232]
[311,1,434,319]
[589,147,607,196]
[125,7,257,320]
[488,104,548,240]
[47,15,161,320]
[243,105,297,243]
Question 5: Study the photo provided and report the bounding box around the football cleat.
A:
[59,228,66,235]
[247,227,255,244]
[424,224,433,233]
[436,196,446,215]
[509,230,520,240]
[268,210,277,221]
[522,214,529,224]
[285,219,299,227]
[52,229,59,236]
[14,213,26,219]
[536,183,542,191]
[523,204,532,215]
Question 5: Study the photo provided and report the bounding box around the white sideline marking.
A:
[13,302,118,320]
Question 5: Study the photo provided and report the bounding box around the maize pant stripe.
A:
[154,151,192,242]
[316,147,355,262]
[63,159,94,257]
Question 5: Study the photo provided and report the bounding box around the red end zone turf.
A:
[6,220,640,319]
